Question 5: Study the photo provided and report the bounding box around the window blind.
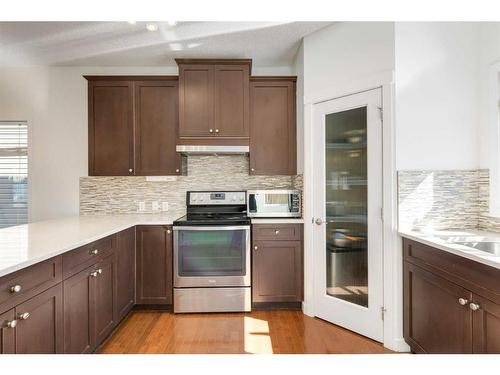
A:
[0,122,28,228]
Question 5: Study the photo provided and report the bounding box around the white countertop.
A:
[250,218,304,224]
[0,213,184,278]
[399,228,500,270]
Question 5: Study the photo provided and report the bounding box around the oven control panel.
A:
[188,191,246,205]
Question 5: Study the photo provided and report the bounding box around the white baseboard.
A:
[384,337,410,352]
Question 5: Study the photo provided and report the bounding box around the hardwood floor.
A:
[99,310,392,354]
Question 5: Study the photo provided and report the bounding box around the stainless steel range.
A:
[173,191,251,313]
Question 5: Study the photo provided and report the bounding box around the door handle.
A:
[314,218,324,225]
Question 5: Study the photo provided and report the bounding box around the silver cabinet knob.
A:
[254,246,258,251]
[128,168,133,173]
[215,129,219,133]
[275,230,280,235]
[250,168,255,172]
[167,229,171,234]
[5,320,17,328]
[90,249,99,255]
[209,129,213,133]
[470,303,480,311]
[315,218,324,225]
[175,169,180,173]
[90,270,99,277]
[97,268,102,274]
[18,312,30,320]
[458,298,469,306]
[10,284,22,293]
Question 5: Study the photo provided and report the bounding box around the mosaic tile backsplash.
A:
[80,155,303,216]
[398,170,480,231]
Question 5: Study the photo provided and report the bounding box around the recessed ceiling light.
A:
[127,21,137,25]
[146,24,158,32]
[167,21,177,27]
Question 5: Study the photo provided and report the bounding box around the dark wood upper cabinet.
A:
[176,59,251,144]
[115,227,135,322]
[252,224,303,303]
[86,76,182,176]
[14,284,64,354]
[0,309,15,354]
[178,63,215,137]
[249,77,297,175]
[134,80,183,175]
[136,225,173,305]
[214,64,249,137]
[404,262,472,354]
[88,80,134,176]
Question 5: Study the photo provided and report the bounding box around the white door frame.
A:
[302,70,409,352]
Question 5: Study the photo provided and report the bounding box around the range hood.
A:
[176,145,249,155]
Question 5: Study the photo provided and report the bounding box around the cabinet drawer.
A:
[252,224,302,241]
[63,236,114,278]
[403,238,500,300]
[0,257,62,312]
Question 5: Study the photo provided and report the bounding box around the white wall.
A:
[0,66,177,221]
[0,64,294,222]
[303,22,395,99]
[395,22,482,170]
[293,42,304,174]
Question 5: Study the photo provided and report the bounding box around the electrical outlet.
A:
[162,202,169,212]
[138,201,146,212]
[152,201,160,212]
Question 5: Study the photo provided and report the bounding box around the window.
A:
[0,122,28,228]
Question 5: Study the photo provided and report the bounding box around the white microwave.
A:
[247,190,301,218]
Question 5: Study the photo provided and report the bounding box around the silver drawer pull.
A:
[18,312,30,320]
[458,298,469,306]
[5,320,17,328]
[275,230,280,235]
[254,246,258,251]
[10,284,22,293]
[90,249,99,255]
[469,303,480,311]
[90,270,99,277]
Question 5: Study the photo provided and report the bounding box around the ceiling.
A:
[0,21,330,67]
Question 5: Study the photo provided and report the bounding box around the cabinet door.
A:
[115,227,135,322]
[0,309,15,354]
[249,79,296,175]
[472,294,500,353]
[134,80,182,175]
[404,262,472,353]
[63,266,94,354]
[214,64,249,137]
[91,254,116,347]
[88,80,134,176]
[136,226,173,305]
[252,240,302,303]
[178,64,214,137]
[15,284,63,354]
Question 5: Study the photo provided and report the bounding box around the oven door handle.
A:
[173,225,250,231]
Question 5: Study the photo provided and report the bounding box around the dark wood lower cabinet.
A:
[0,309,15,354]
[252,240,303,303]
[472,294,500,353]
[115,227,135,321]
[15,284,63,354]
[404,237,500,354]
[63,265,93,354]
[404,262,472,353]
[92,254,116,347]
[136,226,173,305]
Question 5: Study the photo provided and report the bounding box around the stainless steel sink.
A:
[455,241,500,256]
